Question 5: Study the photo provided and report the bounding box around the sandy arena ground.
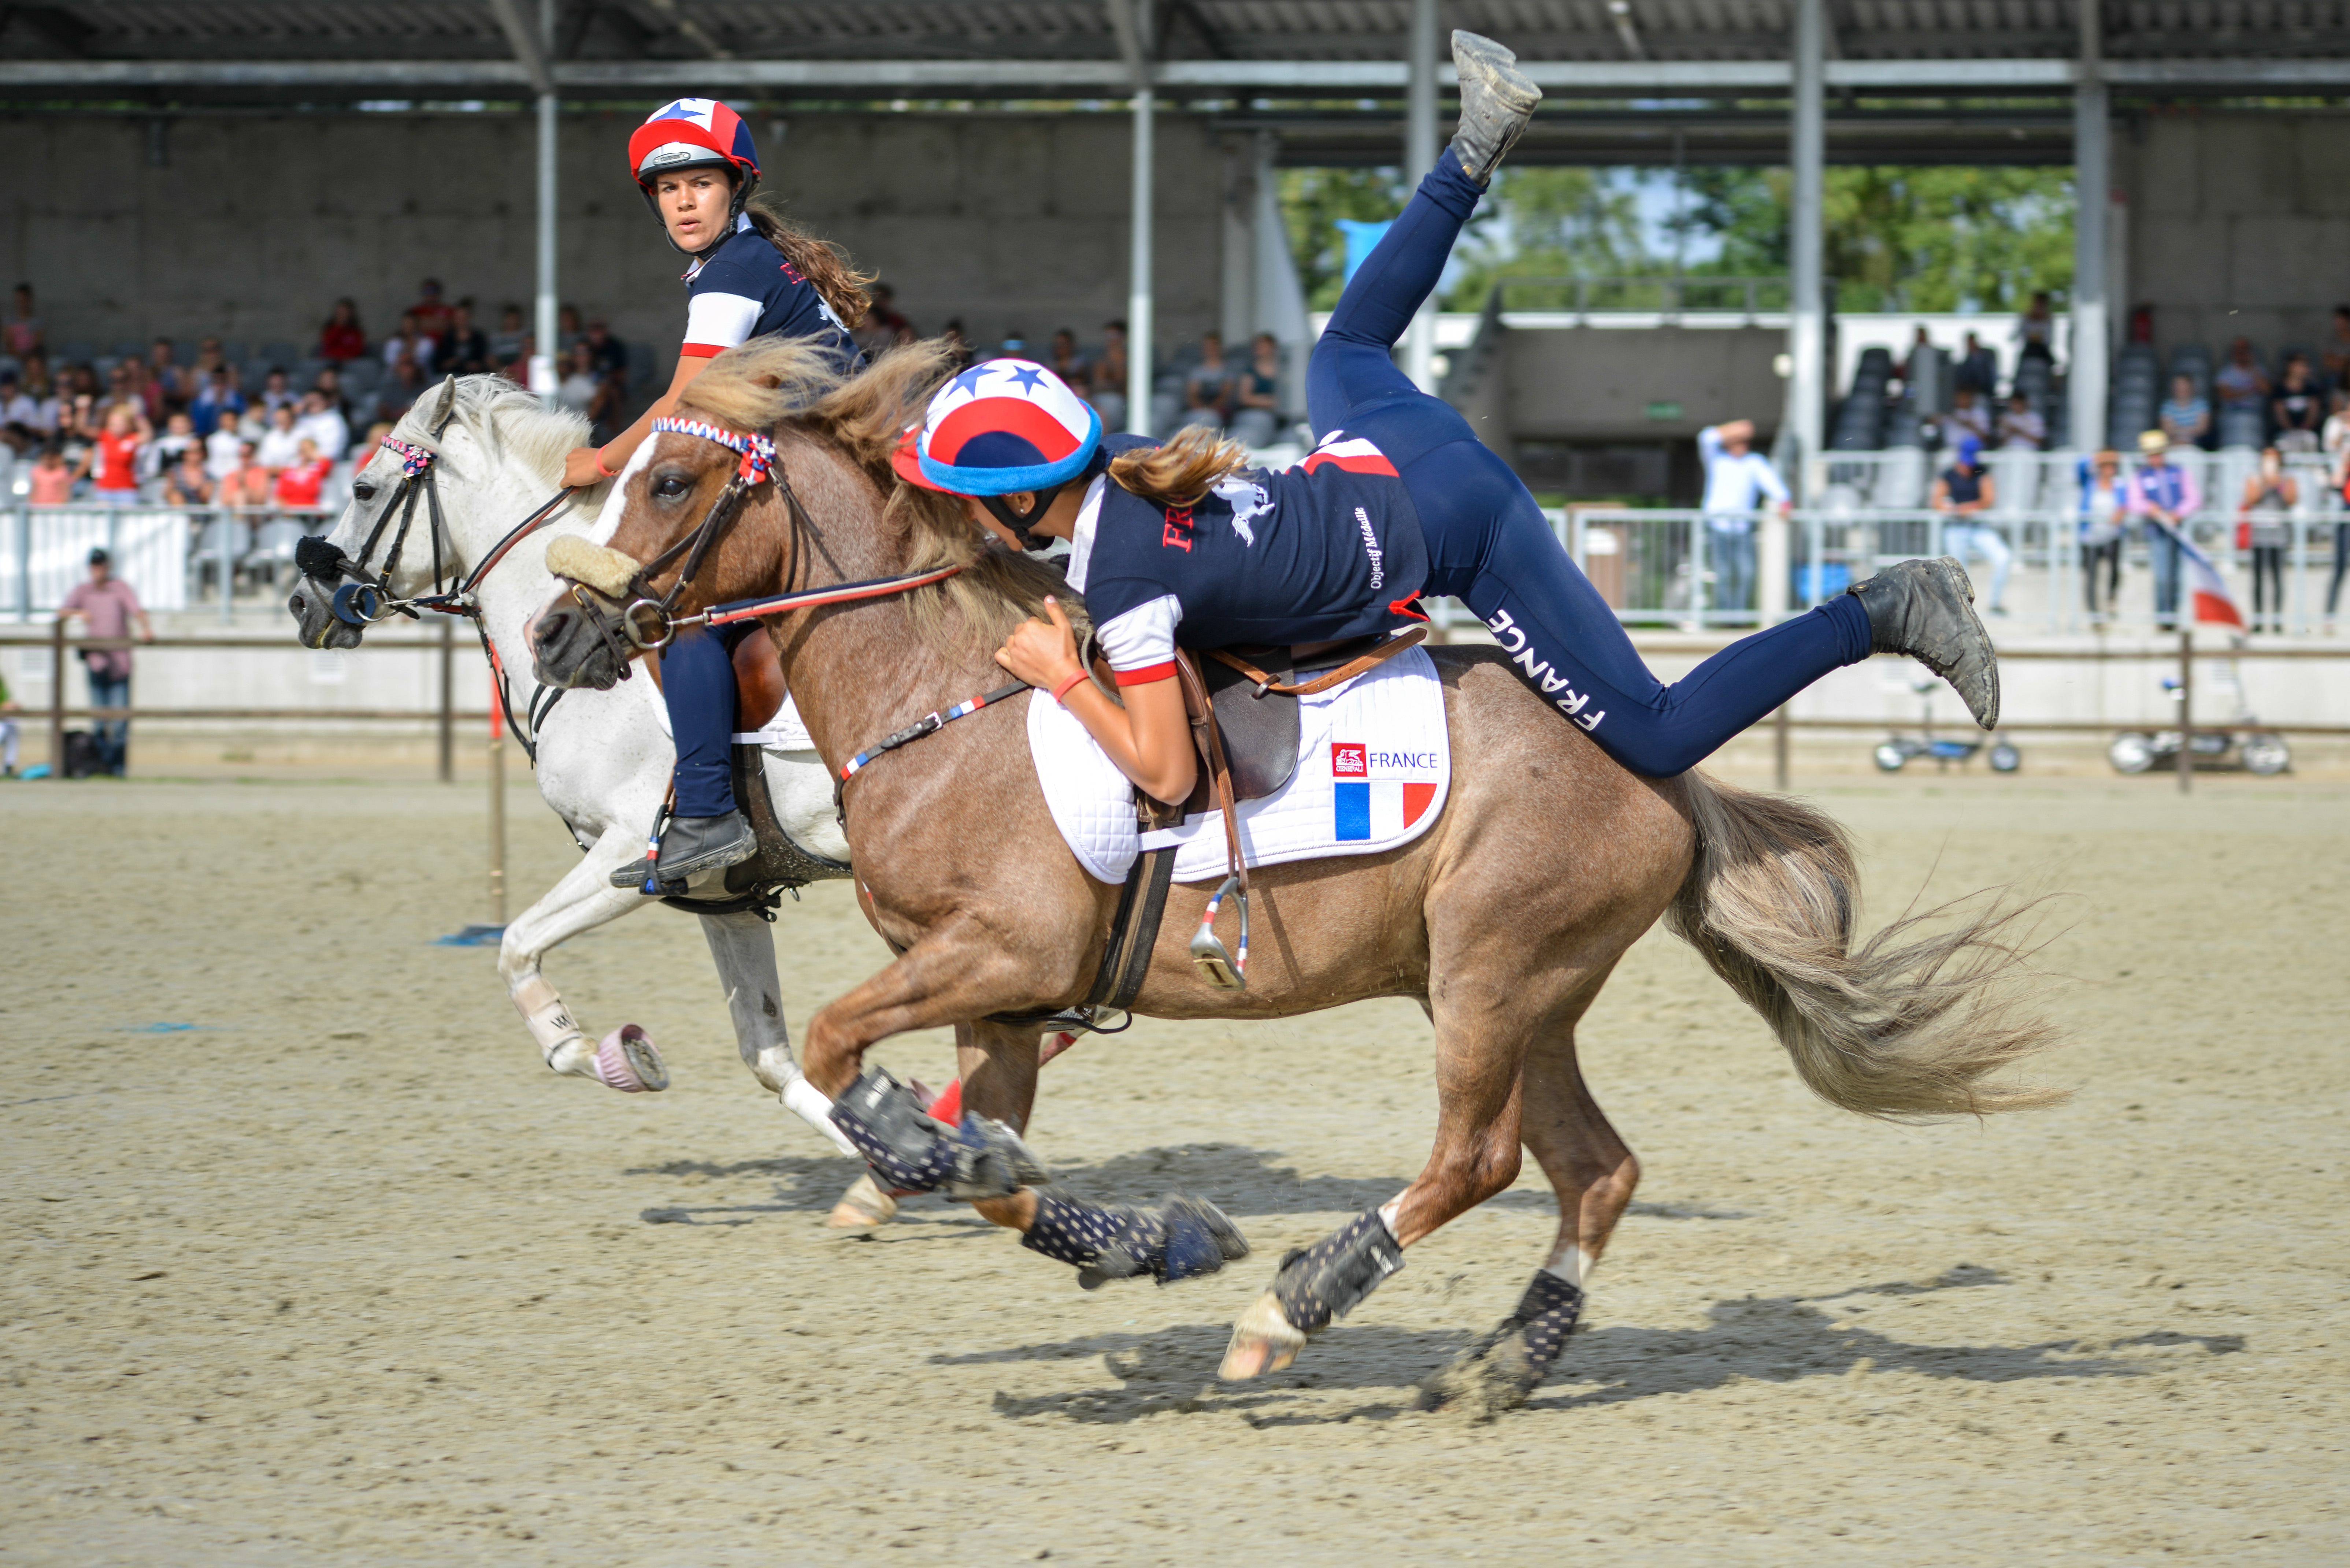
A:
[3,772,2344,1565]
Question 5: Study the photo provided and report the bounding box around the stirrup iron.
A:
[1189,875,1249,990]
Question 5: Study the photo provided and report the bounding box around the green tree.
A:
[1440,167,1654,308]
[1278,166,1409,312]
[1673,165,2075,312]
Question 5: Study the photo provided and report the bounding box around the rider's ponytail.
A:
[1108,424,1254,508]
[744,193,875,332]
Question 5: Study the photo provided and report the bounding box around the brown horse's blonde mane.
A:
[677,336,1084,658]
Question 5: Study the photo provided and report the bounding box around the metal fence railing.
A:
[1,504,334,623]
[1557,506,2349,636]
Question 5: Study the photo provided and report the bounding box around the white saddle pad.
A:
[1028,645,1450,885]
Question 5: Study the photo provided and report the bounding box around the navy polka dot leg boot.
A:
[1419,1270,1586,1420]
[1021,1193,1250,1289]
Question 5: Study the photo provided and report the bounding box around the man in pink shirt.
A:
[58,547,152,776]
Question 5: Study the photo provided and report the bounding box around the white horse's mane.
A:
[393,374,591,491]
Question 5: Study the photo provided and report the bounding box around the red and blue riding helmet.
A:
[892,360,1102,550]
[627,98,761,254]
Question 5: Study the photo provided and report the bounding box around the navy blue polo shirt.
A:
[681,216,860,373]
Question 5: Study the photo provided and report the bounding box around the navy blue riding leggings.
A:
[1311,156,1873,777]
[661,621,757,818]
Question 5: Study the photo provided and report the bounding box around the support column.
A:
[533,86,559,401]
[2071,3,2109,456]
[1128,86,1155,435]
[1787,0,1825,507]
[1401,0,1440,393]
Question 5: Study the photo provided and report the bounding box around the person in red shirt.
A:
[76,401,149,505]
[273,437,333,512]
[319,298,367,363]
[27,443,73,505]
[407,279,453,343]
[220,439,274,509]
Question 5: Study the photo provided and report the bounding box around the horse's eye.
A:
[352,482,375,502]
[654,473,691,500]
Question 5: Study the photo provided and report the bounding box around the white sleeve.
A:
[1096,594,1182,681]
[1751,454,1790,505]
[682,292,761,357]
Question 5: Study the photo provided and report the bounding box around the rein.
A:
[303,420,581,763]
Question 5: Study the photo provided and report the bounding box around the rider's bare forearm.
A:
[1064,679,1196,806]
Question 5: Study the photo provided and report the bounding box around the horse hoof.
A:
[827,1172,898,1229]
[593,1025,669,1093]
[1218,1290,1308,1381]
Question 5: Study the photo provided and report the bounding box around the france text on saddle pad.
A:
[1027,646,1450,885]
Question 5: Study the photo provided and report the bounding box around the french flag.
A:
[2151,520,2245,629]
[1330,741,1439,841]
[1299,433,1400,478]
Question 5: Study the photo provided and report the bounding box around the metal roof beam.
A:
[483,0,555,96]
[4,56,2350,93]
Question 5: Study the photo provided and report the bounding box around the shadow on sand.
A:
[941,1266,2243,1427]
[624,1142,1747,1226]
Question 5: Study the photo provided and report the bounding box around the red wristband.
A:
[594,448,618,479]
[1049,670,1089,704]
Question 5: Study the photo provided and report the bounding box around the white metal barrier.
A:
[2,504,332,622]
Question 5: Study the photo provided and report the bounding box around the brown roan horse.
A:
[529,339,2060,1416]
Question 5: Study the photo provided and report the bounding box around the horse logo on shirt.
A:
[1212,475,1273,547]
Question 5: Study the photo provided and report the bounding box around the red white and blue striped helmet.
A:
[629,98,760,186]
[893,359,1102,496]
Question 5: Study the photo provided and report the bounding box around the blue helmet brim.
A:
[918,401,1102,496]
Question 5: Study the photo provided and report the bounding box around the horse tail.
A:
[1667,771,2064,1119]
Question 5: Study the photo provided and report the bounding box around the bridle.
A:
[296,420,579,761]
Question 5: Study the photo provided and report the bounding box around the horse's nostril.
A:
[289,594,307,615]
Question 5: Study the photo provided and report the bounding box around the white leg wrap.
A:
[781,1074,859,1157]
[1543,1244,1600,1288]
[512,974,592,1075]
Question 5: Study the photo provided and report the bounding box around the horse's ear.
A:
[431,373,459,429]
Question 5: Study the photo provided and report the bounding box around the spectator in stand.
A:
[440,301,491,375]
[2014,290,2057,369]
[149,409,201,481]
[256,366,296,415]
[2160,372,2211,449]
[853,283,912,357]
[492,304,526,365]
[941,319,974,371]
[374,344,426,426]
[0,667,17,777]
[383,312,436,376]
[318,298,366,363]
[0,369,34,430]
[1230,333,1285,447]
[557,304,585,354]
[2324,387,2350,460]
[556,343,601,416]
[203,409,244,482]
[4,283,41,359]
[256,401,303,470]
[2324,304,2350,392]
[293,388,349,461]
[219,438,273,508]
[145,338,190,417]
[273,437,333,515]
[1181,331,1234,429]
[2238,445,2298,633]
[1047,328,1090,391]
[27,442,73,505]
[498,333,533,387]
[2272,353,2323,452]
[162,443,215,506]
[1090,319,1129,432]
[59,549,146,765]
[76,400,149,506]
[111,360,150,424]
[1944,386,1991,447]
[1930,434,2011,616]
[2127,430,2202,630]
[1696,418,1790,616]
[16,356,58,432]
[1996,391,2045,451]
[581,317,628,384]
[188,367,245,439]
[1896,324,1933,387]
[408,278,453,342]
[59,547,152,776]
[1954,331,1999,398]
[2077,448,2128,621]
[2214,337,2270,418]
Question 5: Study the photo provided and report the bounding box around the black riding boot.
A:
[609,809,757,892]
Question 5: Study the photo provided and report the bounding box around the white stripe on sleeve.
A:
[683,291,762,353]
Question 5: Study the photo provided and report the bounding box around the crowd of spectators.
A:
[0,279,642,522]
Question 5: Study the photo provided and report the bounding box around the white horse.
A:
[287,375,869,1170]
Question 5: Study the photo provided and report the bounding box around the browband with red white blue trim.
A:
[651,415,776,484]
[379,433,436,478]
